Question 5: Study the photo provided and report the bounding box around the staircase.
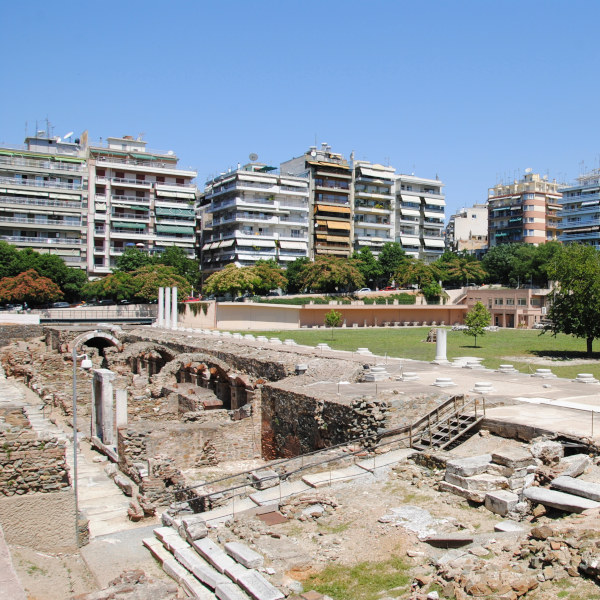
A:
[408,396,485,452]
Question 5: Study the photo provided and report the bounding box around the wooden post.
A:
[409,425,413,447]
[428,414,432,447]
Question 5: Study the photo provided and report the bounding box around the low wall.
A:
[0,314,40,325]
[178,302,217,329]
[0,490,76,552]
[179,301,468,331]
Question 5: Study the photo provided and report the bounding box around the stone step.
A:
[237,570,284,600]
[356,448,416,472]
[224,542,263,569]
[174,547,229,590]
[216,582,252,600]
[524,486,600,513]
[199,498,261,526]
[248,480,310,506]
[551,476,600,502]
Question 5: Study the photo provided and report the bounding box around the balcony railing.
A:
[0,155,85,172]
[111,213,150,221]
[111,177,151,187]
[0,215,81,227]
[0,195,82,209]
[0,176,82,190]
[0,235,83,245]
[111,195,150,204]
[94,154,195,172]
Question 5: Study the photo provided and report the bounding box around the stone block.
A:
[225,542,264,569]
[114,474,134,496]
[237,570,284,600]
[492,447,536,470]
[445,454,492,477]
[559,454,591,478]
[530,440,564,464]
[216,582,251,600]
[484,490,519,516]
[445,472,508,491]
[175,547,228,590]
[193,538,236,574]
[181,515,208,542]
[251,469,280,490]
[524,486,600,513]
[225,562,250,584]
[494,520,526,533]
[162,557,189,584]
[438,480,485,503]
[551,476,600,502]
[181,574,218,600]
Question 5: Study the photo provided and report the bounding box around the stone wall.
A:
[0,420,69,496]
[0,490,76,552]
[0,325,43,347]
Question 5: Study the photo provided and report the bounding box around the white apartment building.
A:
[0,133,87,268]
[200,163,309,272]
[86,136,197,276]
[445,203,488,254]
[559,168,600,246]
[352,160,395,255]
[395,174,446,262]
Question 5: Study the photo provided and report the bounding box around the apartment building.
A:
[445,203,488,254]
[352,160,395,255]
[395,174,446,262]
[86,136,197,276]
[0,133,87,268]
[559,168,600,246]
[200,163,309,272]
[488,171,562,247]
[281,144,353,258]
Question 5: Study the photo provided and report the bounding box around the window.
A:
[506,298,514,305]
[494,298,503,305]
[176,177,184,185]
[517,298,526,306]
[115,172,125,179]
[531,298,541,306]
[97,169,105,177]
[156,176,165,183]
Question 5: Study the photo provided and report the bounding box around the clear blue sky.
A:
[2,0,599,219]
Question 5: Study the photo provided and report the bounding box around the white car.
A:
[357,288,372,293]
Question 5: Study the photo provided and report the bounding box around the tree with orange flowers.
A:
[0,269,63,305]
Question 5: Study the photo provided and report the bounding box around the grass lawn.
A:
[241,327,600,380]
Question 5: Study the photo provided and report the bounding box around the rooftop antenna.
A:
[138,132,145,140]
[63,131,74,141]
[249,153,258,162]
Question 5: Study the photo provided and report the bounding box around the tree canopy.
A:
[351,247,383,289]
[463,301,491,347]
[203,264,259,297]
[377,242,406,286]
[435,252,487,287]
[547,244,600,356]
[0,269,63,305]
[251,260,286,295]
[299,256,364,294]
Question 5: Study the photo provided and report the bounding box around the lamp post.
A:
[71,345,92,547]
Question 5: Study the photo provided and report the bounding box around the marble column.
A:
[171,286,178,330]
[432,328,450,364]
[157,287,164,327]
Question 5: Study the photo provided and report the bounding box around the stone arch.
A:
[68,329,123,353]
[116,342,176,376]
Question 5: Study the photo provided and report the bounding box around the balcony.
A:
[0,215,82,228]
[0,175,83,191]
[111,212,150,221]
[0,235,83,245]
[0,155,85,172]
[0,194,82,210]
[354,219,390,229]
[94,154,196,176]
[111,195,150,205]
[111,177,151,188]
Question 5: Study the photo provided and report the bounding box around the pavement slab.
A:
[302,464,372,488]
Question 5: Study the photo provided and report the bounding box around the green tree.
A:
[0,269,63,305]
[324,308,343,338]
[285,257,310,294]
[0,241,20,279]
[351,247,383,289]
[421,281,444,303]
[395,258,438,289]
[157,246,200,290]
[435,252,487,287]
[463,301,491,348]
[81,271,136,302]
[252,260,286,295]
[131,265,191,301]
[203,264,259,297]
[378,242,406,286]
[115,247,153,272]
[547,244,600,356]
[299,256,364,294]
[482,244,520,285]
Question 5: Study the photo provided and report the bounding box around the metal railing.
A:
[0,195,81,209]
[0,155,85,172]
[0,235,83,245]
[0,176,82,190]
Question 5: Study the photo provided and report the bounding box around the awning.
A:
[423,238,445,248]
[510,206,521,210]
[424,197,445,206]
[424,211,443,219]
[316,220,328,227]
[156,225,195,235]
[400,208,420,217]
[581,200,600,207]
[358,167,394,180]
[124,204,149,211]
[236,239,276,248]
[155,189,196,199]
[327,221,351,230]
[48,193,79,200]
[326,235,350,243]
[315,204,350,214]
[209,242,220,249]
[95,203,107,211]
[400,236,419,246]
[113,221,147,230]
[93,149,128,157]
[401,194,421,203]
[130,153,156,161]
[5,188,49,197]
[220,239,234,248]
[202,243,211,251]
[54,157,84,164]
[279,241,307,250]
[279,178,307,188]
[155,206,195,217]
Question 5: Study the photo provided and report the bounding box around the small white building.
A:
[446,203,488,254]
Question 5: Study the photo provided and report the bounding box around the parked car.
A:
[357,288,372,293]
[384,286,398,291]
[51,302,71,309]
[97,299,116,306]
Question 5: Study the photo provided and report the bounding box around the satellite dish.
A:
[249,153,258,162]
[63,132,74,140]
[310,150,317,157]
[525,167,532,173]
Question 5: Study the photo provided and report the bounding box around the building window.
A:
[156,176,165,183]
[176,177,184,185]
[97,169,105,177]
[506,298,514,305]
[531,298,541,306]
[517,298,526,306]
[494,298,503,305]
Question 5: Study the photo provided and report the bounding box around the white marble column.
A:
[91,369,116,445]
[171,286,178,330]
[164,286,171,329]
[157,287,164,327]
[432,328,449,364]
[115,389,128,429]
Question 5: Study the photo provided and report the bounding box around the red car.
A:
[384,286,397,291]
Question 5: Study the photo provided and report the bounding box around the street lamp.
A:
[71,347,92,547]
